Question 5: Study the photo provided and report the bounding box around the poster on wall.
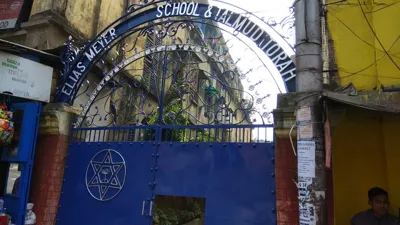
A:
[297,106,312,124]
[0,0,24,30]
[0,51,53,102]
[299,203,316,225]
[299,123,313,140]
[298,141,316,178]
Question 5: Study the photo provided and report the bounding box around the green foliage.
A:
[193,129,216,142]
[153,201,204,225]
[153,207,179,225]
[148,99,190,126]
[146,96,216,142]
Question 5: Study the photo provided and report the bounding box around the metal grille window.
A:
[143,33,162,96]
[185,52,199,104]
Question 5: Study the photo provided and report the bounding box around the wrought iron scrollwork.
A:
[266,7,295,41]
[74,42,265,128]
[58,0,297,132]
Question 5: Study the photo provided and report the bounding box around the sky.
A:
[209,0,295,141]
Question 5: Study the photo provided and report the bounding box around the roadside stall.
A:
[0,47,54,225]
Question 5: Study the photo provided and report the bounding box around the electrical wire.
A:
[325,0,400,12]
[324,0,359,7]
[367,1,400,14]
[327,9,400,82]
[327,7,400,80]
[335,62,380,80]
[289,124,297,156]
[328,11,400,60]
[295,92,320,103]
[324,0,347,6]
[332,35,400,80]
[357,0,400,71]
[336,70,400,80]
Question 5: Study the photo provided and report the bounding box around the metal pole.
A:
[294,0,326,224]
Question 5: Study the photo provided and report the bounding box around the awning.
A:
[322,91,400,113]
[0,39,62,69]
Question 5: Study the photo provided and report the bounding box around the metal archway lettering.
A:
[57,2,282,224]
[57,1,296,104]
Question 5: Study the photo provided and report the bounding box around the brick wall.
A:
[29,135,69,225]
[275,137,335,225]
[275,136,299,225]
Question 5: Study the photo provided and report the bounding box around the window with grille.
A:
[185,52,199,104]
[143,32,162,96]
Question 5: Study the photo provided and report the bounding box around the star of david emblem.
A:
[85,149,126,201]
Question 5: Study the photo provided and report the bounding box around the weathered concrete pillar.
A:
[274,93,338,225]
[273,93,299,225]
[29,103,79,225]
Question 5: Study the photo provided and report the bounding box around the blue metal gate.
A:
[55,2,284,222]
[57,125,276,225]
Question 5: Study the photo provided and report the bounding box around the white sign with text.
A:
[298,141,316,178]
[0,51,53,102]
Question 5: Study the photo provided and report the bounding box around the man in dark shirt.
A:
[351,187,399,225]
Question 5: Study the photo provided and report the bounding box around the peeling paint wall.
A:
[64,0,99,38]
[30,0,53,16]
[30,0,127,38]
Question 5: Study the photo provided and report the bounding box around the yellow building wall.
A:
[381,114,400,216]
[327,0,400,90]
[332,107,400,225]
[30,0,126,38]
[328,0,400,223]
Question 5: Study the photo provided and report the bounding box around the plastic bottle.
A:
[0,198,4,215]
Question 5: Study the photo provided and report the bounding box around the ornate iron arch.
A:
[57,0,296,104]
[74,42,269,128]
